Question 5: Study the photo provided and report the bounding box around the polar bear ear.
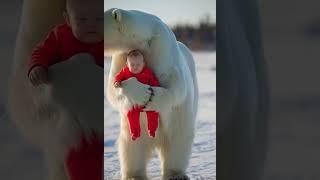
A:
[112,9,122,22]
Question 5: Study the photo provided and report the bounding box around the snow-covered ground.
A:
[104,52,216,179]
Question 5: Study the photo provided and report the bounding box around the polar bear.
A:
[104,9,198,180]
[8,0,103,179]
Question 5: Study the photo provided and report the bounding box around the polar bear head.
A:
[104,8,176,53]
[104,9,179,74]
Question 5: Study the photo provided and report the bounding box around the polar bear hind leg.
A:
[157,104,194,180]
[118,116,154,180]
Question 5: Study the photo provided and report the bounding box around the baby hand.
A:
[114,81,121,88]
[29,66,48,86]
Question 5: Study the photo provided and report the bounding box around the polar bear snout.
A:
[112,9,122,22]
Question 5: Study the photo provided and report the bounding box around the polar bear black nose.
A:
[112,9,122,22]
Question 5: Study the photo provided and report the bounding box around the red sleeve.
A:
[114,68,126,83]
[28,29,60,75]
[149,71,160,86]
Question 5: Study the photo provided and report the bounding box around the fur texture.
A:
[104,9,198,180]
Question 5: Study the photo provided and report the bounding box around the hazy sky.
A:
[104,0,216,26]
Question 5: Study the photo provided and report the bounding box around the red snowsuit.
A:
[114,66,160,140]
[28,23,103,75]
[28,22,103,180]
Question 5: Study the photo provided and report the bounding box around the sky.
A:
[104,0,216,26]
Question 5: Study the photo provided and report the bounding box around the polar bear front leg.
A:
[118,116,152,180]
[157,133,193,180]
[120,77,152,106]
[107,76,151,114]
[144,67,187,115]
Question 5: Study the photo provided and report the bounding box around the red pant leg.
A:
[127,107,141,139]
[146,111,159,136]
[65,134,103,180]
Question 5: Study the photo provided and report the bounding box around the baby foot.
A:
[131,133,140,141]
[131,136,137,141]
[148,131,155,138]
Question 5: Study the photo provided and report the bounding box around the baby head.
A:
[64,0,103,44]
[127,50,145,74]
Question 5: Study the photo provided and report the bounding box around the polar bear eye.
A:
[112,9,122,22]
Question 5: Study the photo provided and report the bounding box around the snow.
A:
[104,52,216,179]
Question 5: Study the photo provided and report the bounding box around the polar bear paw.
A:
[121,176,147,180]
[164,174,190,180]
[120,77,152,106]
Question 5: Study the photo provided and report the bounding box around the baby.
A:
[27,0,103,179]
[28,0,104,86]
[114,49,160,140]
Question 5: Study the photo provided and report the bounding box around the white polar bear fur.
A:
[104,9,198,179]
[8,0,103,179]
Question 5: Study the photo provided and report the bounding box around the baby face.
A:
[127,50,145,74]
[65,0,103,44]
